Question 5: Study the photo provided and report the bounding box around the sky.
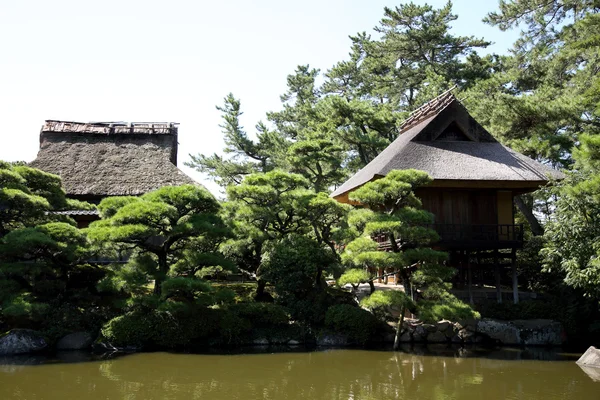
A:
[0,0,521,196]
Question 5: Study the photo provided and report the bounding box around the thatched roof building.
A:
[331,89,564,202]
[30,120,197,202]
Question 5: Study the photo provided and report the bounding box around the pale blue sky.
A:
[0,0,519,195]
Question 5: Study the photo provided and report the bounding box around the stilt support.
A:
[511,248,519,304]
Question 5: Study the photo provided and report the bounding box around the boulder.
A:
[56,332,93,350]
[436,320,452,332]
[252,338,269,345]
[316,333,348,346]
[399,330,411,343]
[458,329,475,343]
[577,346,600,368]
[0,330,47,355]
[512,319,563,346]
[427,331,447,343]
[287,339,300,346]
[477,319,564,346]
[476,319,521,345]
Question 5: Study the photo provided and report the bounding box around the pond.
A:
[0,346,598,399]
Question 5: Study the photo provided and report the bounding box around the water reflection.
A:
[0,347,597,400]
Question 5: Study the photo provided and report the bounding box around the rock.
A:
[423,324,437,333]
[317,333,348,346]
[458,329,475,343]
[458,318,479,332]
[451,334,462,344]
[383,332,396,343]
[436,320,452,332]
[577,346,600,368]
[427,331,447,343]
[92,341,118,352]
[579,365,600,382]
[477,319,521,345]
[414,325,429,338]
[477,319,564,346]
[444,327,457,338]
[399,330,411,343]
[56,332,93,350]
[269,337,289,345]
[287,339,300,345]
[512,319,564,346]
[0,330,47,355]
[252,338,269,345]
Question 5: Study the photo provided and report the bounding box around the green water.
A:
[0,347,598,399]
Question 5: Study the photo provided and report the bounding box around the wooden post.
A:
[467,251,474,305]
[511,248,519,304]
[494,249,502,304]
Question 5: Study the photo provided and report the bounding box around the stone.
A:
[512,319,564,346]
[444,327,457,339]
[427,331,447,343]
[287,339,300,345]
[423,324,437,333]
[577,346,600,368]
[0,330,47,355]
[476,319,564,346]
[91,341,118,352]
[252,338,269,345]
[414,325,429,338]
[399,331,411,343]
[451,334,462,344]
[56,332,93,350]
[458,318,479,332]
[476,319,521,345]
[436,320,452,332]
[316,333,348,346]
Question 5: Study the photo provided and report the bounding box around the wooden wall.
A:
[416,188,513,225]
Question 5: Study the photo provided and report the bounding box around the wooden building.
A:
[331,90,564,304]
[30,120,198,227]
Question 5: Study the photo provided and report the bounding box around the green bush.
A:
[325,304,377,344]
[418,299,480,323]
[214,303,292,345]
[101,308,219,348]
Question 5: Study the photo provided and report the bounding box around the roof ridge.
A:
[41,120,179,135]
[398,85,458,134]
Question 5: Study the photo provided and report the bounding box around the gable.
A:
[412,101,497,143]
[435,121,472,141]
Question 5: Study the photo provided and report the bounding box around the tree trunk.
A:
[401,270,411,300]
[154,252,169,296]
[368,280,376,294]
[254,279,274,302]
[514,195,544,236]
[393,306,407,351]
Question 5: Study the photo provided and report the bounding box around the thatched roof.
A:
[331,90,564,199]
[30,120,198,198]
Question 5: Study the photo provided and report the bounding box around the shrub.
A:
[325,304,377,344]
[418,299,480,323]
[101,308,219,348]
[338,269,370,288]
[229,302,289,326]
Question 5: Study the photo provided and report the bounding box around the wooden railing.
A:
[374,224,524,251]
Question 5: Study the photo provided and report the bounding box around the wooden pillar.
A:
[467,251,474,305]
[511,248,519,304]
[494,249,502,304]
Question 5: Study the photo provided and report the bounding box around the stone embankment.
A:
[392,318,564,346]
